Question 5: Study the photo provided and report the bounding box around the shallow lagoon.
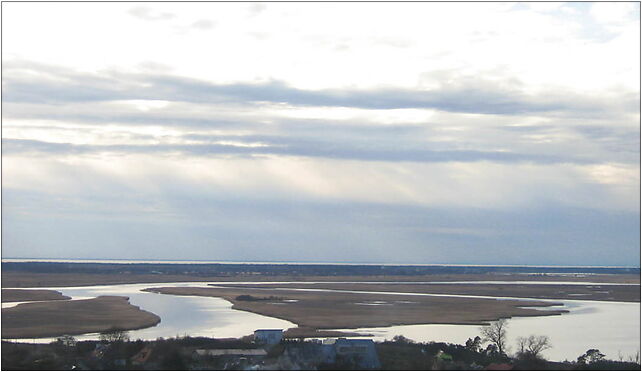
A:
[335,300,640,362]
[3,281,639,362]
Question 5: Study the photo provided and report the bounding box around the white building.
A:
[254,329,283,345]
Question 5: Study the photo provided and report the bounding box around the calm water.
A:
[3,282,295,343]
[334,300,640,362]
[3,281,639,362]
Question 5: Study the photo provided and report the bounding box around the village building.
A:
[254,329,283,345]
[328,338,381,369]
[280,338,380,370]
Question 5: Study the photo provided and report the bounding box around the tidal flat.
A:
[142,285,568,331]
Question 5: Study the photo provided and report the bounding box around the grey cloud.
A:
[2,137,591,165]
[572,125,640,156]
[2,101,265,129]
[4,61,637,116]
[3,61,637,167]
[496,124,557,133]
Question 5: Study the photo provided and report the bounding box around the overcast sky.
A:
[2,2,640,265]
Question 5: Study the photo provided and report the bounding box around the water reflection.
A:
[334,300,640,362]
[4,282,295,343]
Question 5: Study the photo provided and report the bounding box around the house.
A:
[280,342,335,369]
[254,329,283,345]
[330,338,381,369]
[280,338,380,370]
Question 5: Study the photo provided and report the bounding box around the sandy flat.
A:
[143,286,567,331]
[2,289,71,303]
[1,296,160,339]
[215,282,640,302]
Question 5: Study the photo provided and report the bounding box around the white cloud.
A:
[2,2,638,92]
[590,2,639,25]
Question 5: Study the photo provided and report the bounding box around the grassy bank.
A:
[2,296,160,339]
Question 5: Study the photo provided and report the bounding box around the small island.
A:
[2,296,160,339]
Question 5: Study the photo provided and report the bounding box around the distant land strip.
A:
[2,262,639,289]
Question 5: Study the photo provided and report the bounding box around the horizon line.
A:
[2,257,640,269]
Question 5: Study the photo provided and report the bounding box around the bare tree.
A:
[56,335,77,348]
[480,319,509,356]
[99,328,130,343]
[516,335,551,360]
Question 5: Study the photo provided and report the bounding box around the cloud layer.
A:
[2,2,639,265]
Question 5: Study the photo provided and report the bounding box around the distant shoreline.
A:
[3,258,639,269]
[3,261,639,289]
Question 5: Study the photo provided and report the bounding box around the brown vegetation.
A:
[1,296,160,339]
[215,282,641,302]
[142,286,567,330]
[2,289,71,302]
